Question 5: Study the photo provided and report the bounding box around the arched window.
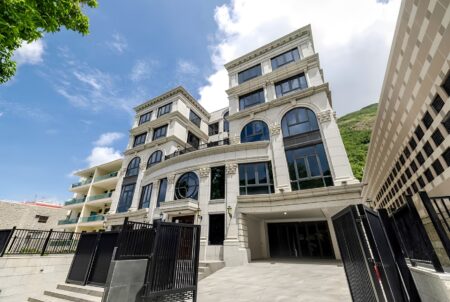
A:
[147,150,163,168]
[223,111,229,132]
[175,172,199,200]
[126,157,141,177]
[240,121,269,143]
[281,107,319,138]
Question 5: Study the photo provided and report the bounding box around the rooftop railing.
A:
[58,217,79,225]
[71,178,93,188]
[86,192,113,202]
[64,197,86,206]
[165,138,230,160]
[94,171,119,182]
[79,215,105,223]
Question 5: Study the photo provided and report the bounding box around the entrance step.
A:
[198,261,225,281]
[56,284,104,298]
[28,284,103,302]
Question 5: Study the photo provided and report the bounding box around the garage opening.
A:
[268,221,334,259]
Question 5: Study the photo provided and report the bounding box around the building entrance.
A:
[267,221,334,258]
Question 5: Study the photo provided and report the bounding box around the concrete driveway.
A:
[197,260,351,302]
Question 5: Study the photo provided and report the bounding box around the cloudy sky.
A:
[0,0,400,203]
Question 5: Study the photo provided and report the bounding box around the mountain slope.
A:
[337,103,378,181]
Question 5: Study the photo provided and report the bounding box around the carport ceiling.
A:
[249,208,325,220]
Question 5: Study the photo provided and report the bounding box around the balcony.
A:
[71,178,93,188]
[64,197,86,206]
[165,138,229,160]
[94,171,119,182]
[157,198,199,214]
[79,214,105,223]
[86,192,113,202]
[58,217,79,225]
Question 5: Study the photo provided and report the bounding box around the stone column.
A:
[166,174,176,201]
[198,167,210,261]
[129,163,147,211]
[269,122,291,193]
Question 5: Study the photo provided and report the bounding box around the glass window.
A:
[241,121,269,143]
[147,150,163,168]
[157,102,172,117]
[271,48,300,70]
[238,162,274,195]
[209,214,225,245]
[117,183,136,213]
[139,111,152,125]
[443,148,450,167]
[126,157,141,177]
[281,107,319,138]
[422,112,433,129]
[157,178,167,207]
[443,73,450,96]
[133,133,147,147]
[432,159,444,176]
[209,122,219,136]
[189,110,201,128]
[238,64,262,84]
[139,184,153,209]
[431,129,444,147]
[431,95,444,113]
[275,73,308,97]
[175,172,199,200]
[153,125,168,140]
[223,111,229,132]
[286,144,333,191]
[239,89,265,110]
[187,132,200,148]
[443,113,450,134]
[211,166,225,200]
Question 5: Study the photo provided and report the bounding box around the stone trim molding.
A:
[317,110,336,123]
[226,163,238,175]
[167,174,176,184]
[198,167,210,178]
[269,123,281,136]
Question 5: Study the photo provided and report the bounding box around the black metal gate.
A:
[332,204,420,302]
[66,231,119,286]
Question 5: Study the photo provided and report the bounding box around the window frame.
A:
[223,111,229,132]
[156,178,168,207]
[271,48,301,70]
[187,131,200,148]
[126,157,141,177]
[238,162,275,195]
[153,125,168,140]
[210,166,225,200]
[157,102,172,117]
[147,150,163,168]
[208,122,219,136]
[139,183,153,209]
[175,172,199,200]
[139,111,152,125]
[238,64,262,84]
[240,120,270,143]
[189,110,201,128]
[133,132,147,147]
[275,73,308,97]
[117,183,136,213]
[281,107,319,138]
[239,89,265,111]
[208,214,225,245]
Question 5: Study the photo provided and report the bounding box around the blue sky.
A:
[0,0,400,203]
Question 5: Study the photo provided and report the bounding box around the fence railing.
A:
[94,171,119,182]
[64,197,86,206]
[58,217,79,225]
[71,178,93,188]
[165,138,230,160]
[115,219,155,260]
[0,227,81,257]
[79,214,105,223]
[86,192,112,202]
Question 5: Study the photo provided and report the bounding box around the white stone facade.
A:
[97,25,361,266]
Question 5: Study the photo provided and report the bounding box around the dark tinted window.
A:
[239,89,265,110]
[139,184,153,209]
[211,166,225,200]
[424,168,434,182]
[281,107,318,138]
[443,113,450,134]
[153,125,168,140]
[443,148,450,166]
[209,122,219,135]
[431,129,444,147]
[409,137,417,150]
[423,142,433,157]
[414,125,424,141]
[241,121,269,143]
[189,110,201,128]
[139,111,152,125]
[126,157,141,177]
[187,132,200,148]
[422,112,433,129]
[223,112,229,132]
[175,172,199,200]
[275,73,308,97]
[133,133,147,147]
[271,48,300,70]
[238,64,262,84]
[117,183,136,213]
[156,178,167,206]
[209,214,225,245]
[410,160,418,172]
[417,176,425,188]
[431,95,444,113]
[442,72,450,96]
[239,162,274,195]
[147,150,163,168]
[157,103,172,117]
[432,159,444,176]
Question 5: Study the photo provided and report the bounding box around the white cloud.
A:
[86,147,122,167]
[94,132,124,146]
[130,59,157,82]
[14,40,45,65]
[199,0,400,114]
[107,33,128,54]
[0,112,3,118]
[177,59,199,75]
[0,99,50,121]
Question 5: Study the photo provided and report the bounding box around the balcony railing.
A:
[86,192,113,202]
[64,197,86,206]
[79,215,105,223]
[165,138,230,160]
[71,178,93,188]
[94,171,119,182]
[58,218,79,225]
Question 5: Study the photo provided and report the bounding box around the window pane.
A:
[296,158,308,178]
[257,163,268,184]
[246,165,256,184]
[308,156,321,177]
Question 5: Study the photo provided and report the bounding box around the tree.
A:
[0,0,98,83]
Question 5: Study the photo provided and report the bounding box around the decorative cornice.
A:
[167,174,176,184]
[269,123,281,136]
[123,135,186,156]
[230,134,240,145]
[225,163,238,175]
[198,167,210,178]
[317,110,335,123]
[224,25,311,70]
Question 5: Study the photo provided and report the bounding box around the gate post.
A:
[41,229,53,256]
[0,227,16,257]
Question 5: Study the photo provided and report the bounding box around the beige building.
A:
[102,25,361,266]
[0,200,67,230]
[59,159,122,232]
[362,0,450,210]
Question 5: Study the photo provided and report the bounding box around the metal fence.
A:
[0,227,81,257]
[115,219,156,260]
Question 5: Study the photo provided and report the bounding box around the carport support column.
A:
[323,209,341,260]
[198,167,210,261]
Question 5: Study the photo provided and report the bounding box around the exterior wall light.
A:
[227,206,233,218]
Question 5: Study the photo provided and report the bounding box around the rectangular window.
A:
[417,176,425,188]
[208,122,219,135]
[153,125,168,140]
[189,110,201,128]
[271,48,300,70]
[210,166,225,200]
[443,113,450,134]
[431,129,444,147]
[157,103,172,117]
[416,152,425,165]
[424,168,434,182]
[133,133,147,147]
[410,160,418,172]
[117,183,136,213]
[157,178,167,207]
[239,162,274,195]
[275,73,308,97]
[139,111,152,125]
[36,215,49,223]
[443,148,450,167]
[209,214,225,245]
[431,95,444,113]
[239,89,265,110]
[422,112,433,129]
[424,142,433,157]
[414,125,424,141]
[442,72,450,96]
[409,137,417,150]
[139,184,153,209]
[187,131,200,148]
[238,64,262,84]
[432,159,444,176]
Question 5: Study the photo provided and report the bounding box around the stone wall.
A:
[0,254,73,302]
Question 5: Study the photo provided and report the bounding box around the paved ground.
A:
[198,259,351,302]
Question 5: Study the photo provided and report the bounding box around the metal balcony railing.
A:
[86,192,113,202]
[94,171,119,182]
[64,197,86,206]
[58,218,79,225]
[79,215,105,223]
[165,138,230,160]
[71,178,93,188]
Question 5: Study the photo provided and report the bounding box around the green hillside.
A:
[337,103,378,181]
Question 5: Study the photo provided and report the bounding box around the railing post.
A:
[41,229,53,256]
[0,226,16,257]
